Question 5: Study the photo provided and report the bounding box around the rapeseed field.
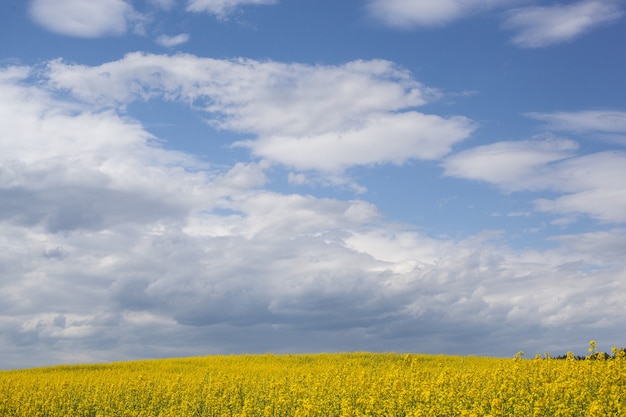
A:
[1,341,625,416]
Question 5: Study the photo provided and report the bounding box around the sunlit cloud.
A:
[44,53,468,173]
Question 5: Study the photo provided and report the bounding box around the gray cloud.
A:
[3,223,625,368]
[0,186,186,233]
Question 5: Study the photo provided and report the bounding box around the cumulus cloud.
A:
[155,33,190,47]
[44,52,468,173]
[503,0,623,48]
[365,0,508,28]
[236,112,475,172]
[2,59,626,369]
[28,0,142,38]
[0,66,211,233]
[4,202,626,368]
[186,0,277,18]
[520,108,626,213]
[44,53,434,131]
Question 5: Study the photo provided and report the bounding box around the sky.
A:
[1,0,626,369]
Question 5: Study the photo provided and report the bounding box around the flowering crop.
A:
[1,343,625,416]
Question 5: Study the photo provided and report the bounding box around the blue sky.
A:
[1,0,626,369]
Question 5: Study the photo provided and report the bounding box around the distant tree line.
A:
[551,347,626,360]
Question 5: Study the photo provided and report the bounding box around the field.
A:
[1,344,625,416]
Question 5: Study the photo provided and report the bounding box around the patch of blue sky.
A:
[126,99,249,162]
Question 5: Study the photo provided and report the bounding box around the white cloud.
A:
[528,110,626,133]
[45,53,434,133]
[28,0,141,38]
[237,112,475,172]
[44,53,467,173]
[186,0,277,18]
[365,0,508,28]
[443,137,579,192]
[3,60,626,369]
[365,0,622,48]
[156,33,190,47]
[0,66,211,232]
[534,152,626,223]
[503,0,623,48]
[527,110,626,144]
[444,135,626,223]
[537,188,626,224]
[288,172,308,186]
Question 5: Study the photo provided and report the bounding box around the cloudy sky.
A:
[1,0,625,369]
